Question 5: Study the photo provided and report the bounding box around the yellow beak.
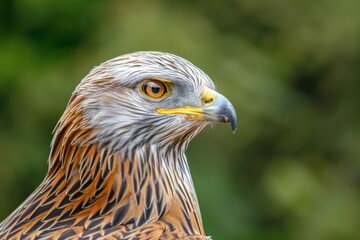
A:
[157,88,237,133]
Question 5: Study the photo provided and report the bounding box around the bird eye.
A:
[141,80,169,99]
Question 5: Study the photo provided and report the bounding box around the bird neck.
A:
[43,99,205,235]
[41,97,205,235]
[44,140,205,236]
[0,97,205,238]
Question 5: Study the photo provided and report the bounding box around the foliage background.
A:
[0,0,359,239]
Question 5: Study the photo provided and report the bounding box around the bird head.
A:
[56,51,236,157]
[1,51,236,239]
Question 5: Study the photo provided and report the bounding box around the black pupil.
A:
[152,85,160,93]
[143,81,166,96]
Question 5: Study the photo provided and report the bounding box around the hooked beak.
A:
[157,88,237,133]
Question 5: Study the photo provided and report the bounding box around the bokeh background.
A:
[1,0,360,239]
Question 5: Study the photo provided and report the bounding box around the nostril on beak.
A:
[203,97,214,105]
[201,88,217,107]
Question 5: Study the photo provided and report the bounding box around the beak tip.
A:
[230,116,237,134]
[226,102,237,134]
[202,91,237,133]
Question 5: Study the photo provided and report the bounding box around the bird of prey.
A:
[0,51,236,240]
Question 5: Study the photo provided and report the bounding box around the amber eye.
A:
[141,80,169,99]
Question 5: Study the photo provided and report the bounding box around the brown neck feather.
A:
[0,94,205,239]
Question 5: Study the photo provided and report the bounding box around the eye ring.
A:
[140,79,170,99]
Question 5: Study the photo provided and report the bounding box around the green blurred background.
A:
[1,0,360,239]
